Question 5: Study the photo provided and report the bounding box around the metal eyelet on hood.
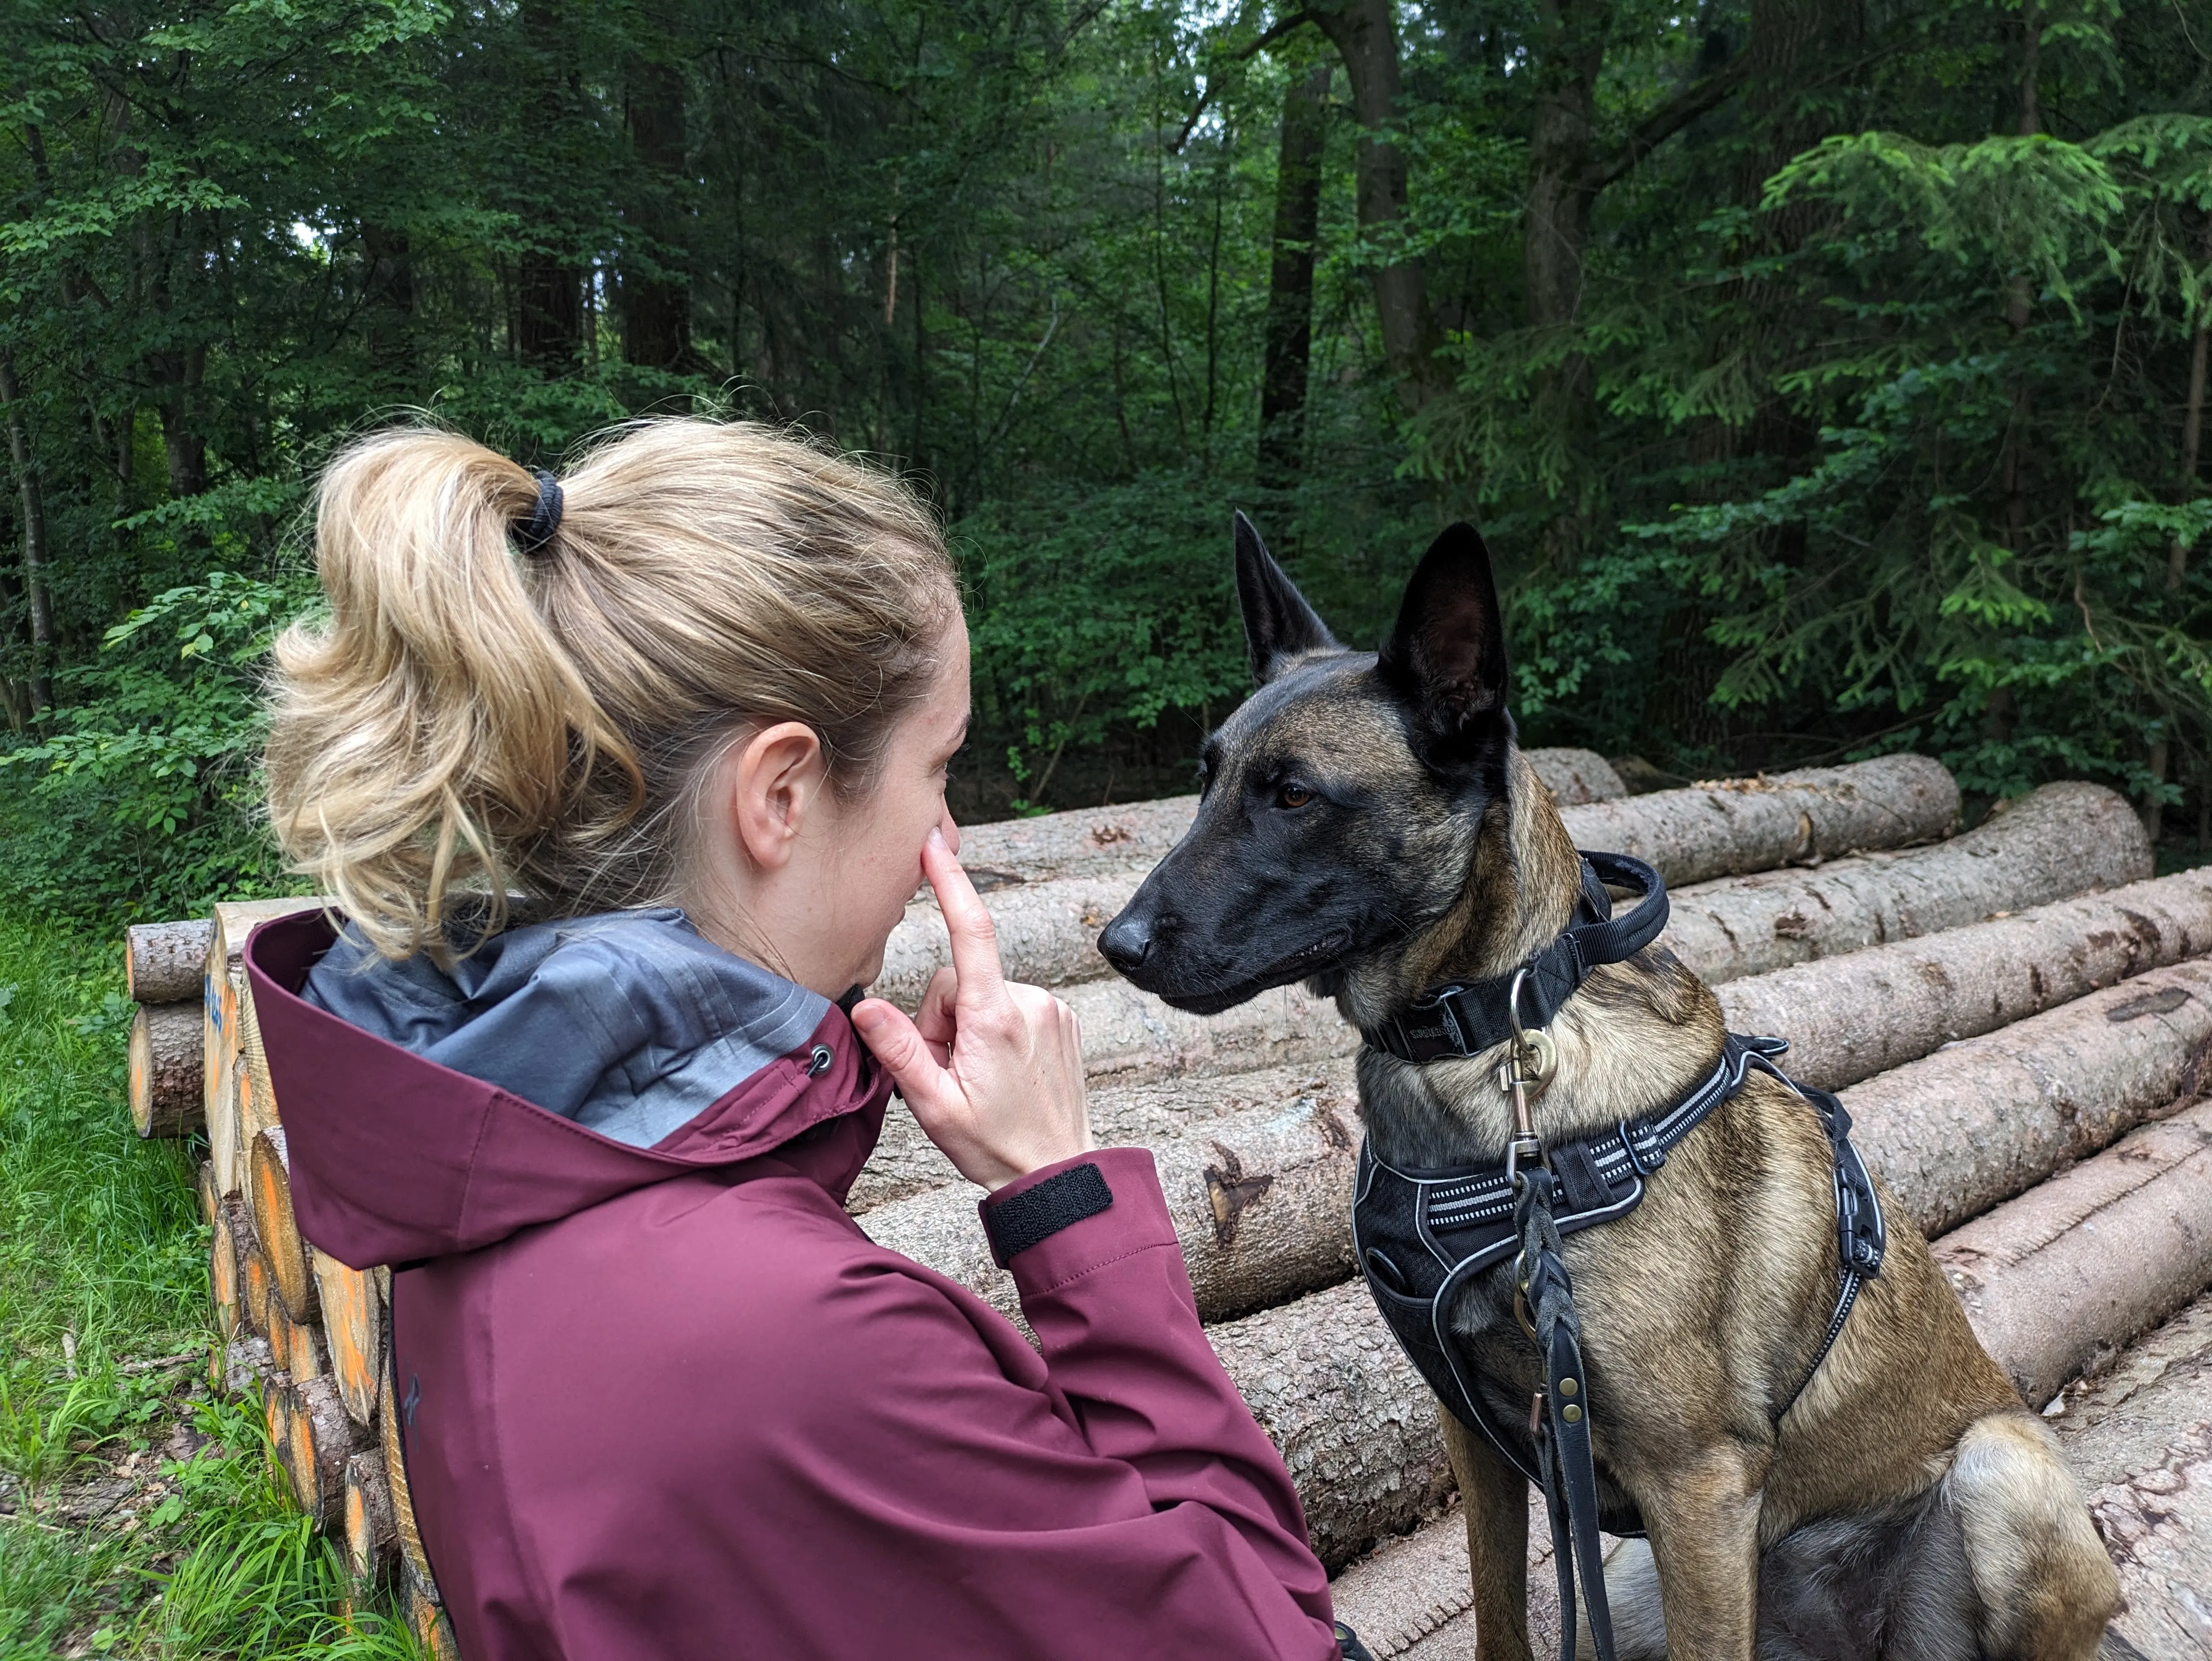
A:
[807,1044,834,1077]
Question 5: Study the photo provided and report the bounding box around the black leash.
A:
[1349,850,1887,1661]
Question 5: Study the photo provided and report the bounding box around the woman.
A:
[244,421,1351,1658]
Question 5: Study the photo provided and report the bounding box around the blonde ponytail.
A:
[266,418,957,961]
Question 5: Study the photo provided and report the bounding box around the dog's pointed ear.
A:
[1235,511,1338,684]
[1379,522,1508,733]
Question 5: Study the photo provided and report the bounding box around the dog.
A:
[1096,516,2119,1660]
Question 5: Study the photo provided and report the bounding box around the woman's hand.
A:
[851,827,1093,1191]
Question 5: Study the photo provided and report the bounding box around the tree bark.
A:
[517,4,587,373]
[127,919,214,1003]
[129,1002,202,1138]
[0,349,55,712]
[1557,753,1958,887]
[1211,1276,1454,1568]
[1719,867,2212,1090]
[2145,218,2212,838]
[866,1076,1364,1324]
[1662,780,2146,984]
[1843,956,2212,1240]
[622,56,695,371]
[1939,1099,2212,1412]
[1309,0,1435,402]
[1259,61,1332,485]
[1523,0,1608,339]
[2056,1294,2212,1654]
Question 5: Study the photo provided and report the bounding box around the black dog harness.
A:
[1350,852,1887,1661]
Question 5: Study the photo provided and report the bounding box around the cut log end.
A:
[129,1002,202,1138]
[315,1252,384,1428]
[342,1450,398,1586]
[283,1374,368,1530]
[248,1125,317,1324]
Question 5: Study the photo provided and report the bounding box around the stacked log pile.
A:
[129,752,2212,1653]
[120,895,458,1657]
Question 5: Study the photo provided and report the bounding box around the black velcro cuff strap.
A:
[982,1162,1114,1267]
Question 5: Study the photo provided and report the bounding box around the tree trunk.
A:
[2146,221,2212,839]
[1049,769,2098,1090]
[1211,1277,1454,1568]
[154,344,209,500]
[362,223,417,393]
[623,56,695,371]
[517,4,587,374]
[1309,0,1435,403]
[1939,1099,2212,1411]
[1259,61,1332,485]
[1523,0,1607,340]
[0,350,55,712]
[1662,780,2145,984]
[127,919,214,1003]
[518,252,584,371]
[129,1002,202,1138]
[1843,956,2212,1240]
[1719,866,2212,1090]
[878,916,2212,1323]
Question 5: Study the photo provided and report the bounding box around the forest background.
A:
[5,0,2212,930]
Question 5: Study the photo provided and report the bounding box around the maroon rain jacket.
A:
[246,909,1339,1660]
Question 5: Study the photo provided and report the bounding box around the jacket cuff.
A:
[979,1147,1179,1291]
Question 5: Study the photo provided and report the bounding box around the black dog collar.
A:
[1362,851,1671,1064]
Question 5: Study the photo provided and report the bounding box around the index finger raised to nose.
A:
[923,828,1008,1009]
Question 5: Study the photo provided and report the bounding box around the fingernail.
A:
[927,826,947,851]
[850,1003,884,1033]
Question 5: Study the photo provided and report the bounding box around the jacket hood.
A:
[245,909,894,1270]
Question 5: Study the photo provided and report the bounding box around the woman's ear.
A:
[729,721,830,870]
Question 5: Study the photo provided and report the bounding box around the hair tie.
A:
[514,468,564,556]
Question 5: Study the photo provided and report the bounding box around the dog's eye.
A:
[1278,782,1314,809]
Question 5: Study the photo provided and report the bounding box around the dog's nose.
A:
[1097,910,1154,974]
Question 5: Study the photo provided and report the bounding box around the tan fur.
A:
[1364,750,2119,1661]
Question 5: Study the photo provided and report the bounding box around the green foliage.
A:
[5,0,2212,927]
[0,572,305,925]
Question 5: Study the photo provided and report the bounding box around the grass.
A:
[0,911,418,1660]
